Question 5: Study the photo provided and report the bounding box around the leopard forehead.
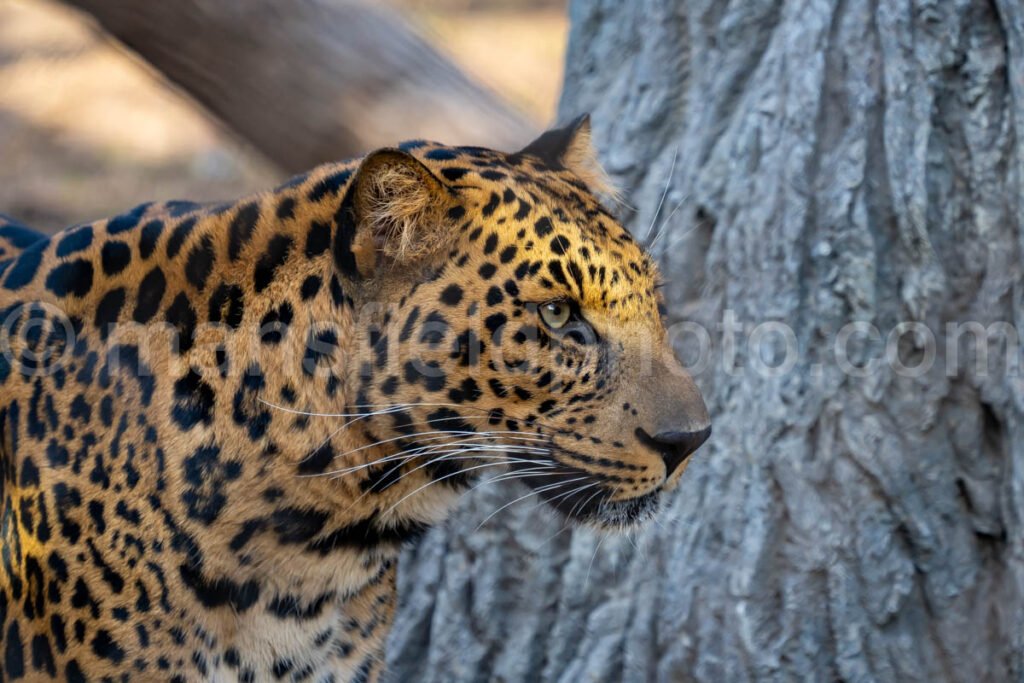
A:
[399,140,663,322]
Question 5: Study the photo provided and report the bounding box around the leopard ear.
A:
[517,114,618,199]
[339,148,456,279]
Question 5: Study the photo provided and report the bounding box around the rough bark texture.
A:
[387,1,1024,681]
[61,0,533,171]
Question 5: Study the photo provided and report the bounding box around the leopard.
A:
[0,115,710,682]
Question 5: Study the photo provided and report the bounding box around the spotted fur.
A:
[0,116,709,681]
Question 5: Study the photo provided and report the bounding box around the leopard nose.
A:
[637,426,712,477]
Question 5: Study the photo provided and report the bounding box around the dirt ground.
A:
[0,0,567,231]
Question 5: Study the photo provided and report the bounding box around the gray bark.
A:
[61,0,533,171]
[387,1,1024,681]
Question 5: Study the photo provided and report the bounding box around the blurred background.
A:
[0,0,565,229]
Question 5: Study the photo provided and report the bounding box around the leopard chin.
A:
[550,486,661,530]
[573,491,662,531]
[506,462,663,530]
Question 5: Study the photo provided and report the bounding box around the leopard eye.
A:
[539,301,571,329]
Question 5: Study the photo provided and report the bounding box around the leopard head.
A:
[337,116,710,529]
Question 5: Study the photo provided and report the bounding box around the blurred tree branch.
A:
[62,0,535,171]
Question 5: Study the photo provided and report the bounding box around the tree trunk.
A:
[61,0,534,172]
[387,1,1024,681]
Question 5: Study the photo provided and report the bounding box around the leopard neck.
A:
[114,164,464,589]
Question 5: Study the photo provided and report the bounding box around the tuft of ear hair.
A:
[349,148,455,278]
[517,113,620,201]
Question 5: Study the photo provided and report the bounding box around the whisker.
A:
[645,146,678,243]
[336,449,556,521]
[661,194,717,253]
[459,465,568,496]
[569,487,605,521]
[461,466,539,498]
[317,444,551,480]
[584,533,607,588]
[535,480,602,514]
[521,479,598,518]
[649,193,689,250]
[474,475,591,532]
[296,411,551,474]
[380,461,557,519]
[536,522,573,552]
[378,446,552,489]
[356,445,554,490]
[320,428,549,468]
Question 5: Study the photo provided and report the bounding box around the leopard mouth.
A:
[509,463,662,529]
